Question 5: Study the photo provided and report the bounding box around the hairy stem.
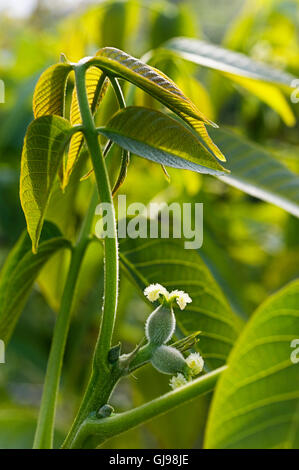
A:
[33,187,98,449]
[62,64,119,448]
[71,366,226,448]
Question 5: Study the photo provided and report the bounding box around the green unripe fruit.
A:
[151,345,188,376]
[145,305,176,345]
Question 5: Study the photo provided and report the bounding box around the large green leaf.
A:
[205,280,299,449]
[88,47,226,161]
[119,231,243,370]
[209,127,299,218]
[63,67,108,188]
[33,63,72,118]
[97,107,228,176]
[164,38,295,125]
[0,221,70,343]
[20,115,75,252]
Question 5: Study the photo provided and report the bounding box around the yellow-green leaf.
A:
[33,63,72,118]
[20,115,75,252]
[88,47,226,162]
[165,37,294,87]
[205,280,299,449]
[165,38,296,126]
[226,74,296,127]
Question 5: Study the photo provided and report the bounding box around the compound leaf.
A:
[89,47,226,161]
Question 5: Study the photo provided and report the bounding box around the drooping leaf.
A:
[33,63,72,118]
[209,127,299,218]
[20,115,76,252]
[164,38,296,125]
[63,67,109,188]
[119,228,243,370]
[165,37,294,87]
[88,47,226,161]
[205,280,299,449]
[226,74,295,127]
[97,107,228,176]
[0,221,70,343]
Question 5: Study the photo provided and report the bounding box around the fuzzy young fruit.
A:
[151,345,188,376]
[145,305,176,345]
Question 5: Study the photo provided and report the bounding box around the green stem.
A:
[62,64,119,448]
[71,366,226,449]
[76,65,119,364]
[33,187,98,449]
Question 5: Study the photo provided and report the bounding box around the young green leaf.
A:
[205,280,299,449]
[0,221,70,343]
[88,47,226,161]
[63,67,108,188]
[209,127,299,218]
[97,107,228,176]
[164,38,296,125]
[20,115,76,252]
[33,63,72,118]
[119,229,243,370]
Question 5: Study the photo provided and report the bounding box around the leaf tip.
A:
[32,243,38,255]
[210,120,219,129]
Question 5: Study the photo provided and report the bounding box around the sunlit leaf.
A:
[97,107,228,176]
[225,73,295,127]
[165,37,295,87]
[165,38,296,126]
[88,47,226,161]
[175,75,215,121]
[119,227,243,370]
[20,115,75,252]
[64,67,108,188]
[209,127,299,218]
[205,279,299,448]
[33,63,72,118]
[0,221,70,343]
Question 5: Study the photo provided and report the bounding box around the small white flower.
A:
[186,352,204,376]
[169,373,188,390]
[169,290,192,310]
[144,284,192,310]
[144,283,168,302]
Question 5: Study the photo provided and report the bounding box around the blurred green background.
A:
[1,0,299,449]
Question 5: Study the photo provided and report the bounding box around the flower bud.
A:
[108,343,121,364]
[151,345,188,376]
[97,404,114,418]
[169,373,188,390]
[145,305,176,345]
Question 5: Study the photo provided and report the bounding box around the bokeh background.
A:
[1,0,299,448]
